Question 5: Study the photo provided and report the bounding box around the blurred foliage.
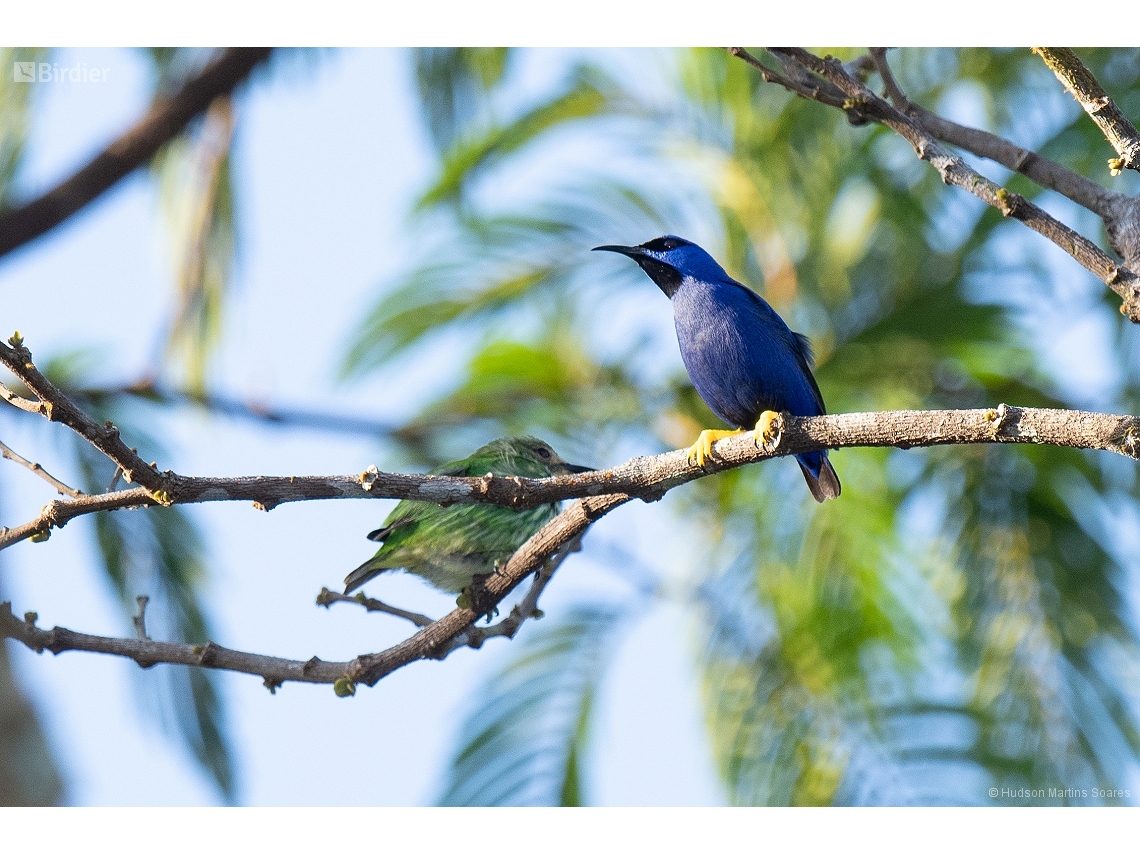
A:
[0,47,50,207]
[439,605,627,805]
[153,95,237,394]
[147,48,240,395]
[345,47,1140,805]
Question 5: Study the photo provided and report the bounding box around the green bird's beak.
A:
[554,462,593,475]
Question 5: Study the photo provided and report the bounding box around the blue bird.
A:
[594,235,840,502]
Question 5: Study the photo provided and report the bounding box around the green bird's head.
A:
[469,436,593,478]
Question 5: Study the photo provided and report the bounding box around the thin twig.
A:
[1034,47,1140,175]
[74,379,400,438]
[0,438,84,497]
[726,47,851,113]
[315,588,434,628]
[869,47,910,109]
[0,335,169,494]
[437,532,586,657]
[132,596,150,641]
[0,380,46,416]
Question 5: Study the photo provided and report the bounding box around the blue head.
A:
[593,235,730,298]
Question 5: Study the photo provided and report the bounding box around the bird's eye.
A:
[535,446,551,459]
[662,239,677,250]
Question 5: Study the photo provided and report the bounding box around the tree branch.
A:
[867,48,1121,220]
[1,400,1136,553]
[0,495,627,692]
[751,48,1140,322]
[72,378,400,438]
[0,438,84,497]
[1034,47,1140,175]
[0,48,272,259]
[316,588,435,628]
[0,334,167,493]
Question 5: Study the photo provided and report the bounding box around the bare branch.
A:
[0,495,628,692]
[0,380,46,415]
[316,588,434,628]
[434,531,584,658]
[0,335,169,494]
[757,48,1140,322]
[867,47,1120,221]
[2,335,1137,557]
[0,48,272,260]
[0,438,84,497]
[726,47,851,113]
[1,404,1137,553]
[1034,47,1140,175]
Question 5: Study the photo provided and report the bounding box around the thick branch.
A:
[1034,47,1140,175]
[0,48,272,259]
[758,48,1140,322]
[1,403,1136,552]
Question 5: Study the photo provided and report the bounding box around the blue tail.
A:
[796,451,841,502]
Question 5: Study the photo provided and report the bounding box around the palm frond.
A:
[438,604,627,806]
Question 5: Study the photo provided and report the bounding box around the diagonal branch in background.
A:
[0,495,625,692]
[72,378,400,438]
[1034,47,1140,175]
[866,47,1122,221]
[728,48,1140,322]
[0,48,272,260]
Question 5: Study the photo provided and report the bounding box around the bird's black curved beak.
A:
[592,244,645,258]
[593,242,681,298]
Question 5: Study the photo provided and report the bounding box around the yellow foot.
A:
[753,410,783,451]
[686,428,744,466]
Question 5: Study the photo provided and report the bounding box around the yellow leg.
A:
[754,410,783,450]
[686,428,744,466]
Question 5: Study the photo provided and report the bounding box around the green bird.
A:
[344,437,593,598]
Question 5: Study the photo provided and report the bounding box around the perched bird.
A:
[594,235,840,502]
[344,436,593,598]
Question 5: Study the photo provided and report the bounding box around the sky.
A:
[0,47,726,805]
